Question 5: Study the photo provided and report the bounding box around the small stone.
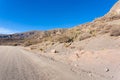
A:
[80,50,85,54]
[105,68,110,72]
[74,64,78,67]
[88,73,92,77]
[51,49,57,53]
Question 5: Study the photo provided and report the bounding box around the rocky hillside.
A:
[106,0,120,16]
[0,0,120,46]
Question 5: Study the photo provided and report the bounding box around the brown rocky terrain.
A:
[0,1,120,46]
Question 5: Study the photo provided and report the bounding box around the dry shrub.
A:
[55,35,73,43]
[64,43,71,47]
[40,48,44,51]
[110,25,120,36]
[30,47,36,50]
[99,25,112,34]
[78,33,91,41]
[13,43,20,46]
[24,41,33,46]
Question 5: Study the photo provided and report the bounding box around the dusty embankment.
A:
[29,35,120,80]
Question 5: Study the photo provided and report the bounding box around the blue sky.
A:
[0,0,118,34]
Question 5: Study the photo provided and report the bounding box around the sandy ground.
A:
[28,35,120,80]
[0,46,82,80]
[31,48,120,80]
[0,36,120,80]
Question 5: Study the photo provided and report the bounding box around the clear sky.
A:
[0,0,118,34]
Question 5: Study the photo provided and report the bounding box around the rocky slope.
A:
[107,0,120,16]
[0,0,120,46]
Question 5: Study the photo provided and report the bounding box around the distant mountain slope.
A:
[0,31,42,39]
[0,29,67,46]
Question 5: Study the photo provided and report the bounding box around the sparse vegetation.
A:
[40,48,44,51]
[24,41,33,46]
[30,47,36,50]
[64,43,71,47]
[55,35,74,43]
[78,33,91,41]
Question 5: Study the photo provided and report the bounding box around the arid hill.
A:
[0,0,120,46]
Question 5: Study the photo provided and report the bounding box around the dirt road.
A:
[0,46,82,80]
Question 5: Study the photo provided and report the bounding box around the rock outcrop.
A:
[107,0,120,16]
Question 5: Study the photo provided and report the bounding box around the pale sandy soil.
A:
[0,35,119,80]
[0,46,82,80]
[29,35,120,80]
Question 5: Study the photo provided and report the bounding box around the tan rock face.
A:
[107,0,120,15]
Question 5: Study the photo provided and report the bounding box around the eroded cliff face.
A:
[107,0,120,16]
